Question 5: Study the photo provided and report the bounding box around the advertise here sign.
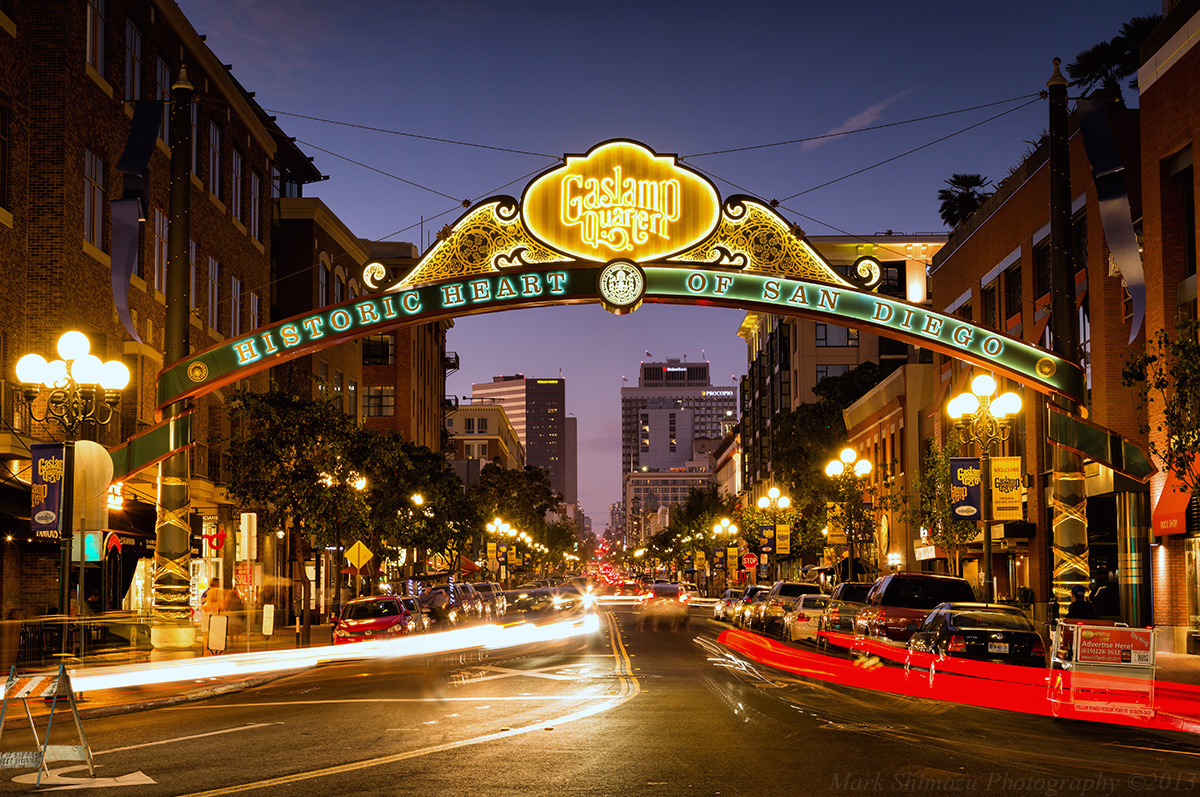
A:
[1074,625,1154,666]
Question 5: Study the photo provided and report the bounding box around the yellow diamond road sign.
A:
[345,541,372,570]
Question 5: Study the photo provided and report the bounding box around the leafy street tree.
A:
[225,389,364,637]
[469,462,559,574]
[881,438,978,577]
[937,174,993,229]
[1067,15,1161,100]
[1123,317,1200,496]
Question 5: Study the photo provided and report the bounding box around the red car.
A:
[853,573,976,643]
[333,596,411,644]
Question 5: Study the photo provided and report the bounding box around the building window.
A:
[1,106,11,210]
[348,380,357,415]
[230,150,243,221]
[1003,262,1022,324]
[190,102,198,175]
[189,241,197,309]
[464,417,475,433]
[123,21,141,103]
[207,122,221,197]
[363,333,394,366]
[86,0,105,71]
[815,324,858,347]
[153,209,168,291]
[249,172,261,239]
[249,292,260,330]
[333,370,344,407]
[816,364,851,383]
[477,417,488,434]
[317,360,328,394]
[1034,240,1051,298]
[207,257,219,328]
[155,58,170,141]
[364,386,394,417]
[230,276,241,336]
[318,263,329,306]
[84,149,104,246]
[269,164,280,200]
[334,275,344,304]
[981,282,997,329]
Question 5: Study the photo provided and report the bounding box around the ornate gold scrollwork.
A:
[388,198,572,290]
[672,196,851,286]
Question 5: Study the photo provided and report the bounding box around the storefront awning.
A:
[1153,470,1191,536]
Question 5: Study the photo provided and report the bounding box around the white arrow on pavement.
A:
[12,765,156,790]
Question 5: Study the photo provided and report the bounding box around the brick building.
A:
[928,98,1146,620]
[0,0,321,616]
[1138,0,1200,653]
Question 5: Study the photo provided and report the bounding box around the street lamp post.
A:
[711,517,738,592]
[16,331,130,618]
[825,447,872,583]
[947,374,1022,603]
[757,487,790,581]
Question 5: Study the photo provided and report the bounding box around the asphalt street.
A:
[10,607,1200,796]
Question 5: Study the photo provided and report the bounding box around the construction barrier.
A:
[0,664,94,787]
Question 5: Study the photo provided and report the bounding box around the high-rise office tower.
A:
[620,358,737,474]
[472,375,573,502]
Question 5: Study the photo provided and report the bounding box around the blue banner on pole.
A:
[759,524,775,554]
[950,457,982,520]
[30,443,66,539]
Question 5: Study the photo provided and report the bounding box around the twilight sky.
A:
[177,0,1155,526]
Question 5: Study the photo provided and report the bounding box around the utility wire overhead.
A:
[683,93,1041,157]
[266,108,560,159]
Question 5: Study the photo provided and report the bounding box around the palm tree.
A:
[937,174,992,229]
[1067,14,1161,100]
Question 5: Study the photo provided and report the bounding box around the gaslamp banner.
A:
[727,547,739,574]
[950,457,982,519]
[30,443,66,539]
[990,456,1024,520]
[776,524,791,556]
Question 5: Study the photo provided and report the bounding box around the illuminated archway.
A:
[157,140,1083,417]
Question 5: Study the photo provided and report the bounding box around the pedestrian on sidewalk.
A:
[201,577,224,635]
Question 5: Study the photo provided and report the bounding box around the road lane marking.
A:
[91,723,277,756]
[164,696,592,709]
[175,612,638,797]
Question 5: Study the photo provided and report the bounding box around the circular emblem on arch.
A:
[597,259,646,315]
[1035,358,1057,379]
[186,361,210,383]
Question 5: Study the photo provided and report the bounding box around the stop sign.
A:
[741,553,759,569]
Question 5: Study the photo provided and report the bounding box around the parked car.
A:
[614,580,640,596]
[731,585,771,629]
[782,594,832,642]
[426,583,483,623]
[735,589,771,629]
[398,597,430,633]
[636,583,690,631]
[473,582,507,617]
[816,581,875,646]
[714,589,741,621]
[906,603,1047,672]
[752,581,824,633]
[333,596,411,645]
[854,573,977,643]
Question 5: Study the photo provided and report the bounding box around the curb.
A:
[68,670,300,720]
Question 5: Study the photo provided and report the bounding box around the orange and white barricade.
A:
[0,664,94,786]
